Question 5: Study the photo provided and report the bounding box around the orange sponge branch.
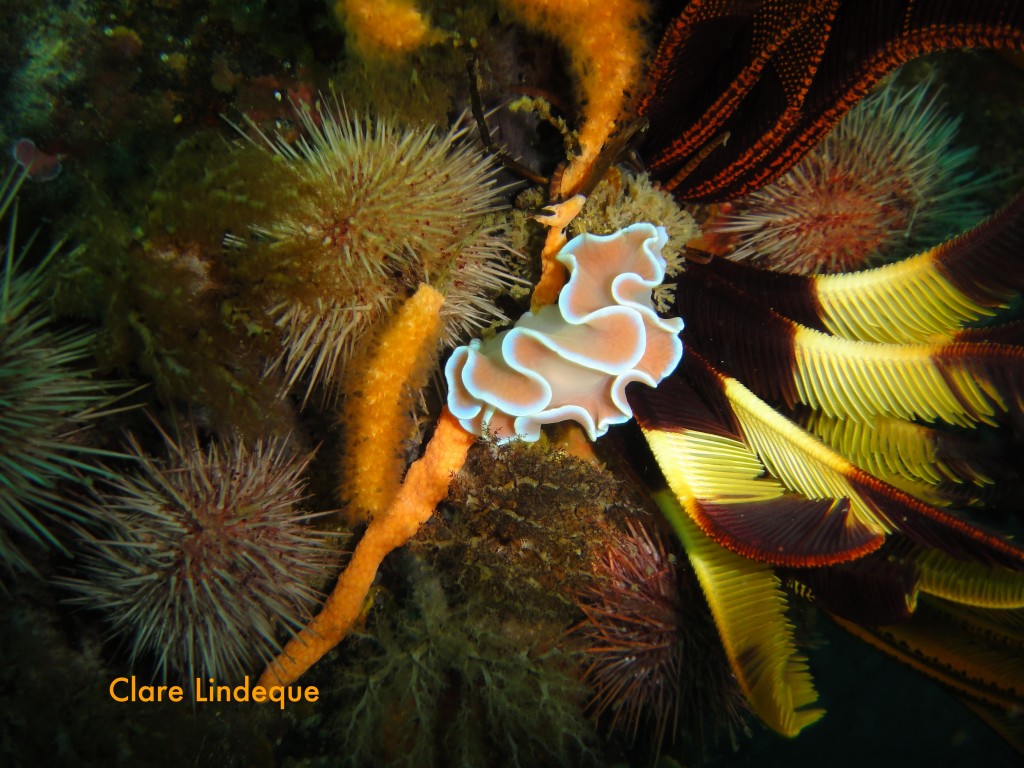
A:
[260,407,474,688]
[335,0,442,59]
[339,283,445,521]
[501,0,651,198]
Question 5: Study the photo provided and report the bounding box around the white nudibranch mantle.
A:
[445,223,684,442]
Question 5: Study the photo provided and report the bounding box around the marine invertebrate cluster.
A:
[8,2,1024,764]
[446,223,683,442]
[65,424,336,682]
[172,17,1024,762]
[0,169,120,575]
[263,222,682,687]
[710,76,989,273]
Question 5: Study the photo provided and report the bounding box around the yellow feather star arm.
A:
[639,409,879,565]
[643,427,787,504]
[814,250,998,344]
[719,375,890,536]
[801,410,994,492]
[792,327,1006,427]
[812,194,1024,343]
[630,372,880,565]
[654,491,824,737]
[913,549,1024,610]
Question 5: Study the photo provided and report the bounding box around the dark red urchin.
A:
[571,518,747,758]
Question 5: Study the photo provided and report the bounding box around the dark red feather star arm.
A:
[641,0,1024,201]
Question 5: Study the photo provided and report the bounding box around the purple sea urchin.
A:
[572,519,747,759]
[64,423,337,682]
[243,97,519,403]
[710,75,990,274]
[573,520,686,750]
[0,169,121,575]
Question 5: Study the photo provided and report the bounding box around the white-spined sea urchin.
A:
[0,169,123,575]
[63,423,338,682]
[239,97,520,404]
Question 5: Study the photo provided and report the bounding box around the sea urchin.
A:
[240,97,518,403]
[573,519,685,750]
[64,423,337,682]
[572,518,747,759]
[710,74,989,274]
[0,169,121,575]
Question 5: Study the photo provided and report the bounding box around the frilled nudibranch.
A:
[446,223,684,442]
